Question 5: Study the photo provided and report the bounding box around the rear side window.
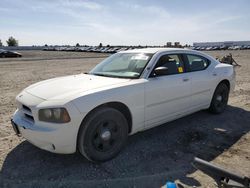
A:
[186,54,210,72]
[153,54,185,75]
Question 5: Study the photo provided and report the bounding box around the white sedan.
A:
[11,48,235,162]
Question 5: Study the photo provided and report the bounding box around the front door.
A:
[144,54,192,128]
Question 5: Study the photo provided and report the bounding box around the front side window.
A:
[90,53,153,78]
[186,54,210,72]
[152,54,185,76]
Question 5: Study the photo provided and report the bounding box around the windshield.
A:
[89,53,153,78]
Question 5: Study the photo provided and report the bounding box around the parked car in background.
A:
[212,46,219,50]
[232,46,241,50]
[0,49,22,58]
[100,47,111,53]
[11,48,235,162]
[206,47,213,51]
[242,45,249,50]
[219,45,228,50]
[117,47,128,52]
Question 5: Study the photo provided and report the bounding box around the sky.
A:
[0,0,250,46]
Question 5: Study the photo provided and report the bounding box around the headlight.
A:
[39,108,71,123]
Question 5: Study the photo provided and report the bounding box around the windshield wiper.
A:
[92,73,111,77]
[91,73,133,79]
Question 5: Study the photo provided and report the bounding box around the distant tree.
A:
[106,44,110,47]
[0,39,3,47]
[45,44,48,47]
[76,43,80,47]
[6,36,18,46]
[99,43,103,47]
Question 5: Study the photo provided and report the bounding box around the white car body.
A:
[12,48,235,154]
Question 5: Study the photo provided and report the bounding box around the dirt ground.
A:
[0,50,249,188]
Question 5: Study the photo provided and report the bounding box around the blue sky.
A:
[0,0,250,46]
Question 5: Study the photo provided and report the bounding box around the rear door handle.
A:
[183,78,189,82]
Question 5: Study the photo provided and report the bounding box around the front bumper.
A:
[12,109,78,154]
[11,91,83,154]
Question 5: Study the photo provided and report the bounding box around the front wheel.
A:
[209,83,229,114]
[78,107,128,162]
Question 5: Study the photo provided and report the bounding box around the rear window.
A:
[186,54,210,72]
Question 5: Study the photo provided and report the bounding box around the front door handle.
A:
[183,78,189,82]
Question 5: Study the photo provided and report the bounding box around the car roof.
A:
[119,47,217,63]
[120,47,192,54]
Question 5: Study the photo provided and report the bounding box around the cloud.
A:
[1,0,249,45]
[81,1,103,10]
[117,2,170,20]
[60,0,104,10]
[2,0,104,13]
[213,16,243,25]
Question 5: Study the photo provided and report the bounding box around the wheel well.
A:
[81,102,133,134]
[219,79,230,91]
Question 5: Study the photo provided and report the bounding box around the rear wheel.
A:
[78,107,128,162]
[209,83,229,114]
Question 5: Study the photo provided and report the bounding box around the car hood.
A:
[25,74,130,100]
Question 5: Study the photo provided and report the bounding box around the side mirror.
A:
[154,66,168,76]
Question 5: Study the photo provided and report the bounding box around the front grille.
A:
[24,113,34,121]
[21,104,34,123]
[23,105,31,112]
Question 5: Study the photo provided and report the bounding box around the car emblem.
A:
[19,94,23,98]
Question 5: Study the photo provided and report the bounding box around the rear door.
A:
[144,53,192,128]
[183,54,212,109]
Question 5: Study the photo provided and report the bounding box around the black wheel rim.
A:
[92,120,120,152]
[214,89,228,110]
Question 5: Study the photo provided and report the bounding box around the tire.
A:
[78,107,128,162]
[209,83,229,114]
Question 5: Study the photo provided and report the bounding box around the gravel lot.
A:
[0,50,249,188]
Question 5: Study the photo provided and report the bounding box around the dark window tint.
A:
[153,54,185,76]
[186,54,209,71]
